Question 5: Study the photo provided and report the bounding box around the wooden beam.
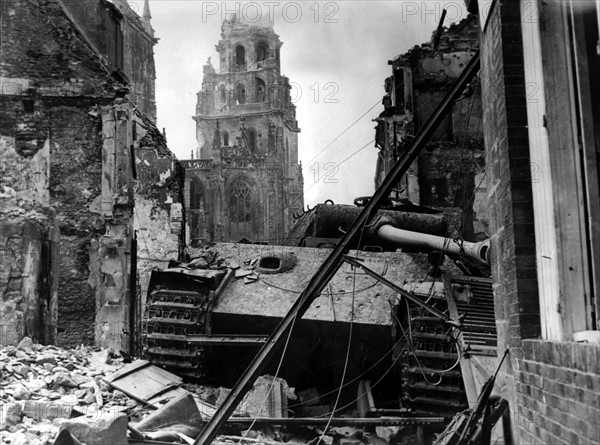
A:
[568,1,600,330]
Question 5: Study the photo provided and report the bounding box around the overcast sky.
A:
[128,1,469,206]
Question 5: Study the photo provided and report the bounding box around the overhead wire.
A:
[241,137,376,244]
[257,275,378,296]
[303,80,480,407]
[396,298,461,376]
[305,99,382,166]
[392,80,480,389]
[311,296,435,418]
[227,82,458,243]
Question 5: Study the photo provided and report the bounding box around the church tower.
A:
[184,16,304,244]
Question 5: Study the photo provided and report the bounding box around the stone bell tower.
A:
[184,15,304,244]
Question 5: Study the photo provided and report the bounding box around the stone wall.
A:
[134,117,184,301]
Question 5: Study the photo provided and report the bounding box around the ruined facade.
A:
[183,16,304,245]
[0,0,182,352]
[375,16,487,242]
[111,0,157,122]
[470,0,600,442]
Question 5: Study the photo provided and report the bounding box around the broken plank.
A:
[235,269,253,278]
[104,360,187,408]
[215,268,234,297]
[103,359,150,382]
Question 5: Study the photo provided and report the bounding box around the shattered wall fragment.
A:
[134,114,185,303]
[374,16,487,241]
[0,0,183,352]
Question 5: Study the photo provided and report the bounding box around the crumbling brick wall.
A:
[0,99,104,348]
[48,105,106,347]
[1,0,120,348]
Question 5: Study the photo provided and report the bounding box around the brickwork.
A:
[480,1,540,346]
[517,341,600,445]
[478,1,541,442]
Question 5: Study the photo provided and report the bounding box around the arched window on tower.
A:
[235,83,246,104]
[230,179,252,223]
[256,78,266,102]
[222,131,230,146]
[235,45,246,69]
[256,43,268,63]
[219,84,226,103]
[247,128,257,152]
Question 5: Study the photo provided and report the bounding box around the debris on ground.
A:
[0,337,128,445]
[0,338,410,444]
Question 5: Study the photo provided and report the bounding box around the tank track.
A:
[142,270,222,379]
[400,308,469,418]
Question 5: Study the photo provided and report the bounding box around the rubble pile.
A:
[0,337,137,445]
[0,338,406,445]
[170,245,262,284]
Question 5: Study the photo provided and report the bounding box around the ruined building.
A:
[182,16,304,245]
[374,15,487,242]
[471,0,600,442]
[0,0,183,352]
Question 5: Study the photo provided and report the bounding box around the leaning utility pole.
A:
[194,52,481,445]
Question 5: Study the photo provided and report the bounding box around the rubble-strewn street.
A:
[1,337,125,445]
[1,338,420,445]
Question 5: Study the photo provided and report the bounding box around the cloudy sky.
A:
[128,1,469,206]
